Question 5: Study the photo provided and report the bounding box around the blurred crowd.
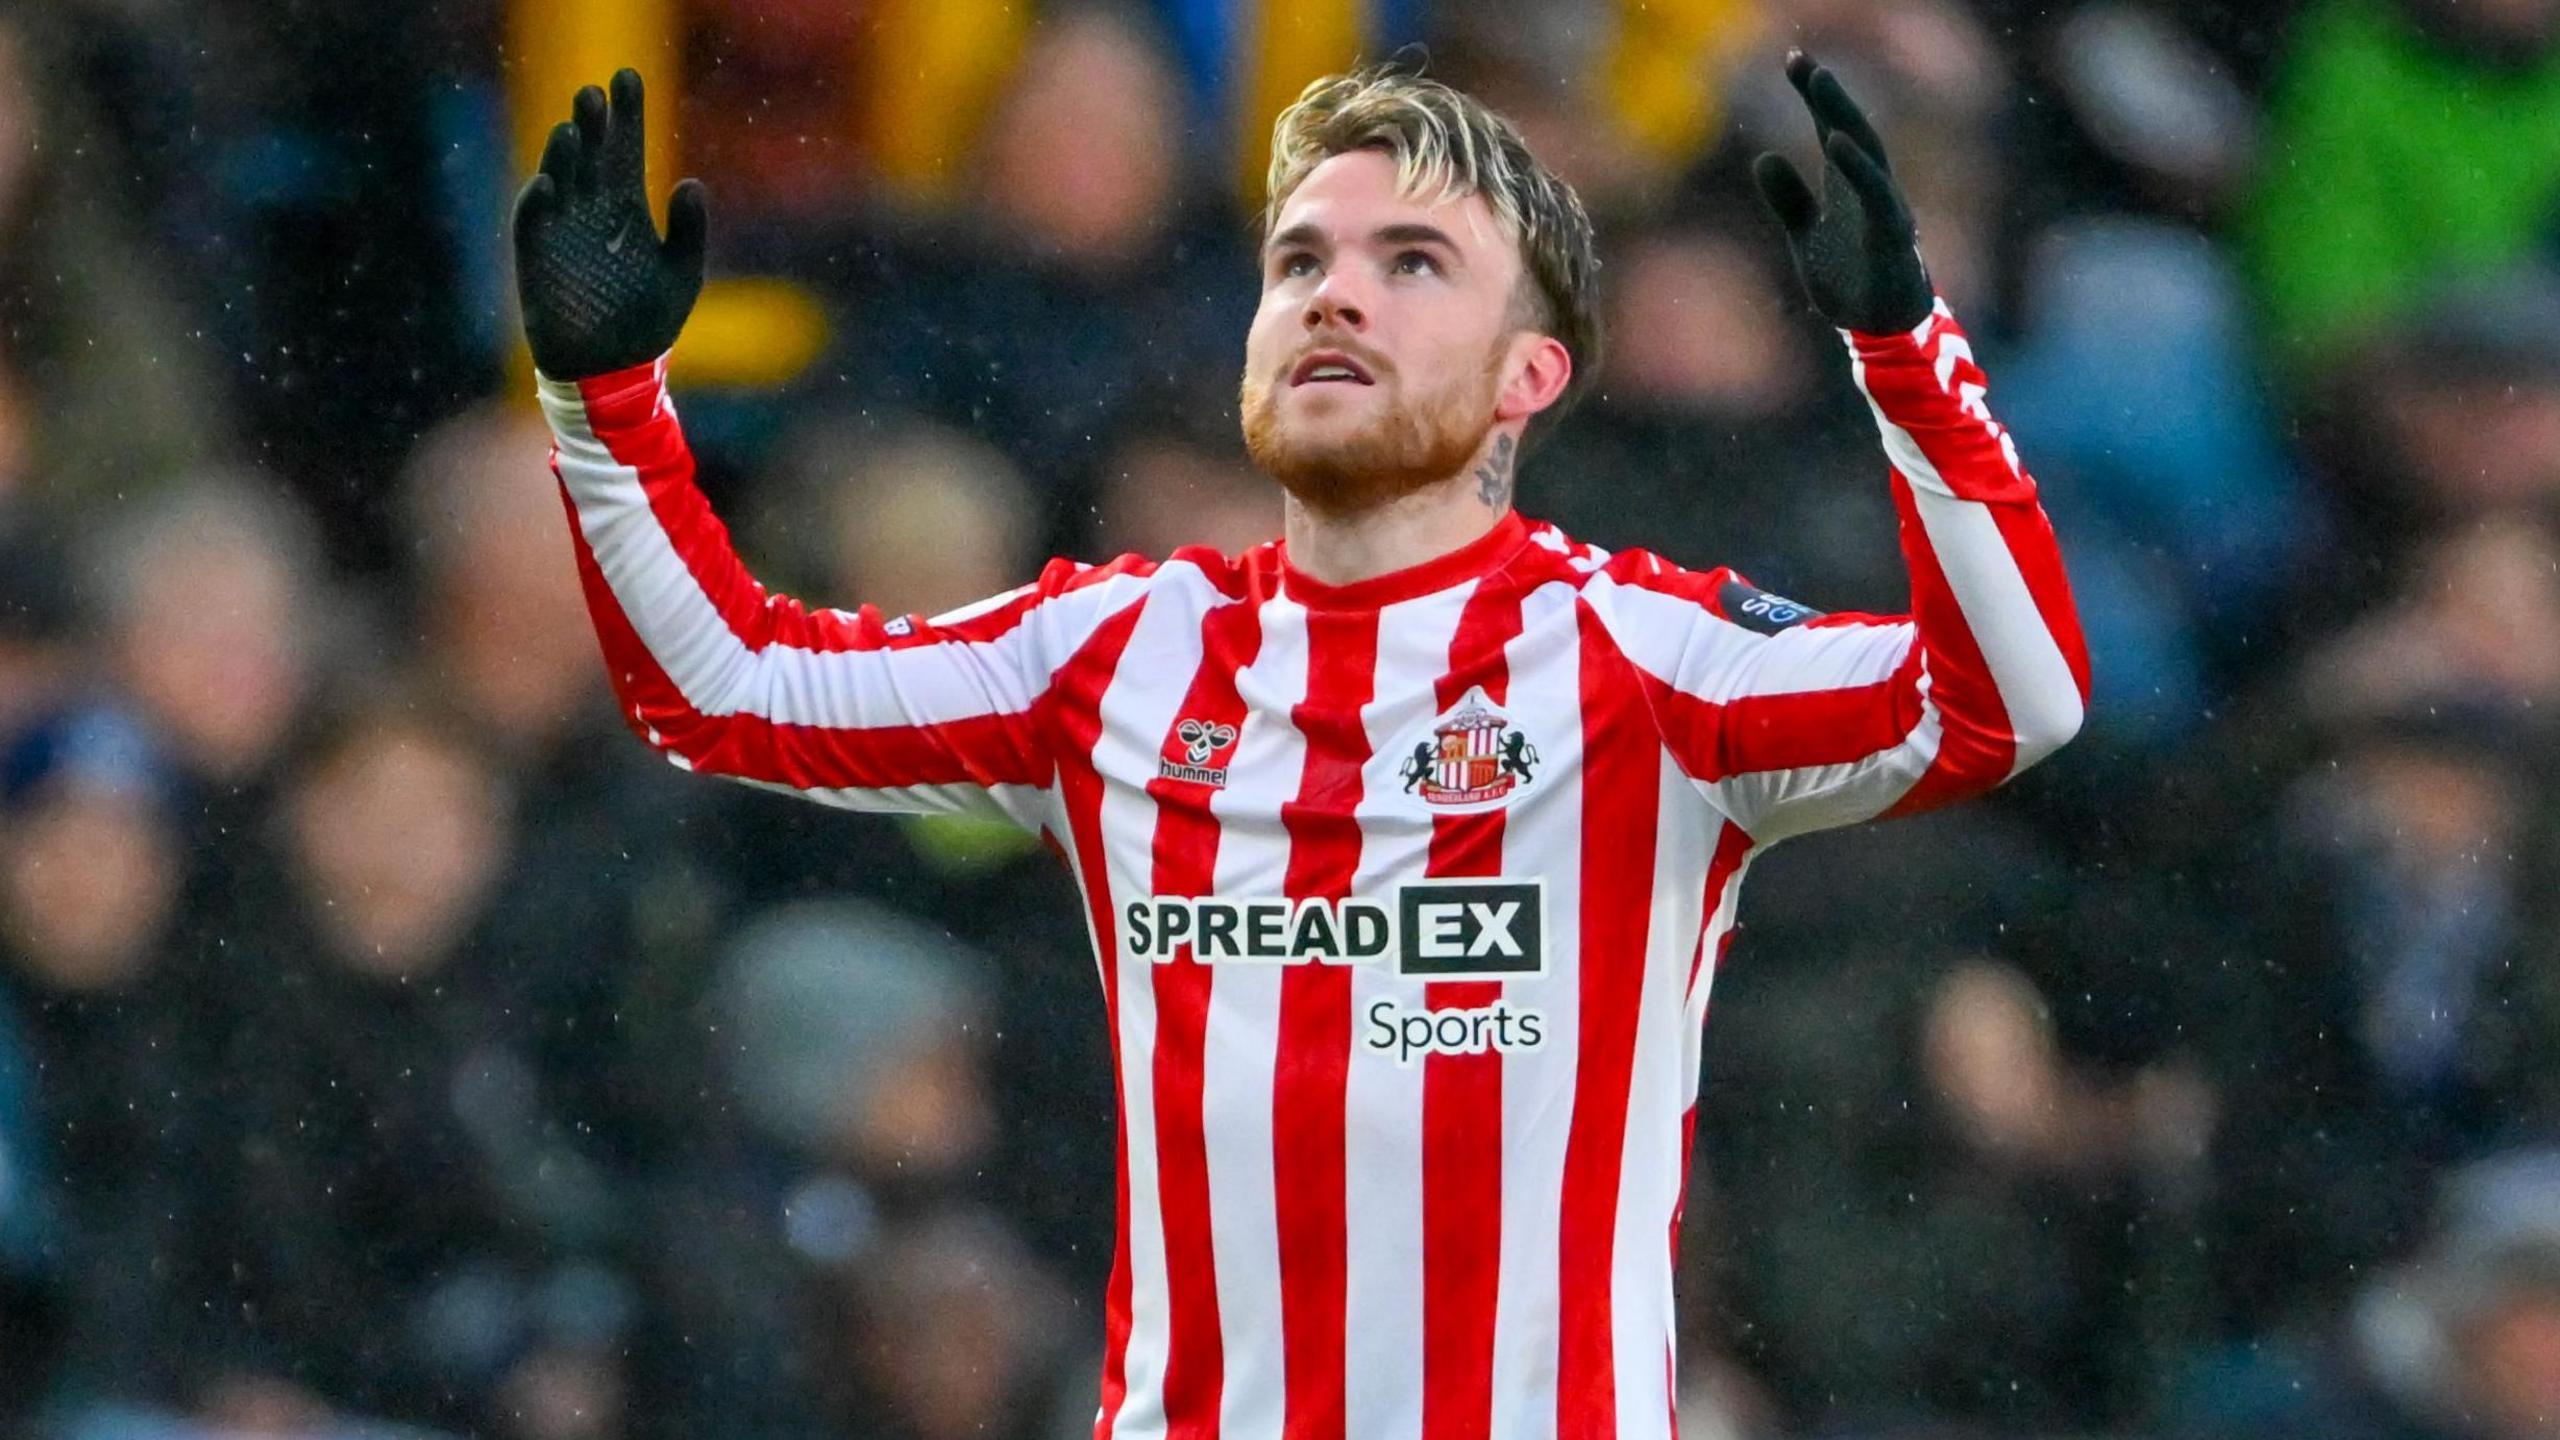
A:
[2,0,2560,1437]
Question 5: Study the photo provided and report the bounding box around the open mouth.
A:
[1290,351,1375,386]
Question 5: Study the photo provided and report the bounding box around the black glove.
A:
[1751,53,1935,335]
[511,69,708,381]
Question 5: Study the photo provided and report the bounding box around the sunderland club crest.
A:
[1400,687,1538,809]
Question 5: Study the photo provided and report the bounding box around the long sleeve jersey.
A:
[537,299,2088,1440]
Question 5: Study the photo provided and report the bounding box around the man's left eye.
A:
[1392,250,1440,275]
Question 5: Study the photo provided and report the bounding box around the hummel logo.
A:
[1176,719,1238,766]
[1160,717,1241,787]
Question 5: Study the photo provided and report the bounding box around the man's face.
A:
[1242,150,1541,513]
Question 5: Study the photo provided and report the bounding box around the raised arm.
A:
[1603,302,2087,842]
[1600,55,2087,844]
[512,72,1150,825]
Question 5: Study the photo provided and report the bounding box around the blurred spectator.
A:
[976,8,1184,275]
[0,9,229,520]
[802,1209,1090,1440]
[2203,695,2560,1331]
[1924,959,2216,1189]
[815,6,1257,506]
[391,404,727,1186]
[2316,272,2560,567]
[624,900,1087,1433]
[1705,945,2216,1430]
[0,704,206,1411]
[2296,518,2560,721]
[1691,805,2202,1432]
[752,416,1041,619]
[2176,1147,2560,1440]
[396,404,611,775]
[1599,218,1815,417]
[84,475,327,849]
[1964,0,2269,239]
[2245,0,2560,380]
[712,899,998,1210]
[2002,219,2309,593]
[196,690,636,1434]
[1091,414,1281,562]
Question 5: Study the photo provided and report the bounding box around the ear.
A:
[1493,331,1573,424]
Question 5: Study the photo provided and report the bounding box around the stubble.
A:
[1241,346,1505,515]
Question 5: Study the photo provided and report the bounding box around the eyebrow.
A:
[1263,221,1465,261]
[1372,223,1459,252]
[1265,222,1324,258]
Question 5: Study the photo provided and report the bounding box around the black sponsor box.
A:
[1395,879,1544,979]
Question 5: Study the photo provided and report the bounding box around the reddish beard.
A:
[1240,352,1500,514]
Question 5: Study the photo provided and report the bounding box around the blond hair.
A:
[1265,63,1601,422]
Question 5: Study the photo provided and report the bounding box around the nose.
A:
[1304,273,1367,332]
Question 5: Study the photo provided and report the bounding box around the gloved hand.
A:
[1751,52,1935,336]
[511,68,708,381]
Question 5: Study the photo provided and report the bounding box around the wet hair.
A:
[1264,61,1603,427]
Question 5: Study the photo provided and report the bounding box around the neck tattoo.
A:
[1474,432,1516,510]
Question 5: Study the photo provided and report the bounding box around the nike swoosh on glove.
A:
[512,68,708,381]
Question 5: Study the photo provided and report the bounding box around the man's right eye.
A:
[1276,253,1318,279]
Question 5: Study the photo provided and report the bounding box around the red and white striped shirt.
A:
[539,300,2087,1440]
